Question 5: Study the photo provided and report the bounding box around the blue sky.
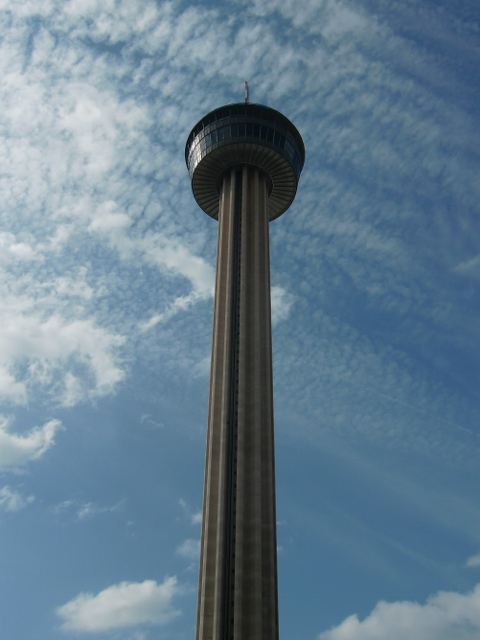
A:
[0,0,479,638]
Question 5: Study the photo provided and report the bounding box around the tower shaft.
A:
[186,101,304,640]
[197,165,278,640]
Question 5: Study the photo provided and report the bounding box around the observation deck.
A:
[185,102,305,221]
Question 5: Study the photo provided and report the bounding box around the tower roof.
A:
[185,103,305,220]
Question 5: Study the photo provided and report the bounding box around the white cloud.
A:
[176,538,200,560]
[0,485,34,511]
[319,584,480,640]
[56,577,181,632]
[0,232,41,262]
[271,285,294,325]
[87,201,132,233]
[60,373,85,408]
[466,554,480,569]
[0,366,26,404]
[0,308,125,405]
[0,416,62,471]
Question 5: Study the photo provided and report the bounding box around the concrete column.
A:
[196,165,279,640]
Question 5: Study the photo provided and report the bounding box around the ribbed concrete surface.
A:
[196,165,278,640]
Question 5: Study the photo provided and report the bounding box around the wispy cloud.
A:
[176,538,200,561]
[52,498,124,522]
[453,255,480,281]
[0,485,34,512]
[191,511,202,525]
[466,554,480,569]
[179,499,202,526]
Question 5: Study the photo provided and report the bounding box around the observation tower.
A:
[186,101,305,640]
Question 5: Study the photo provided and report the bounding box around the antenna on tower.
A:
[244,81,249,104]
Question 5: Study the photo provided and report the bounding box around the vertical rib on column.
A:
[196,165,278,640]
[234,166,278,640]
[196,169,237,640]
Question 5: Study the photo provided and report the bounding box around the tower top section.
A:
[185,103,305,221]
